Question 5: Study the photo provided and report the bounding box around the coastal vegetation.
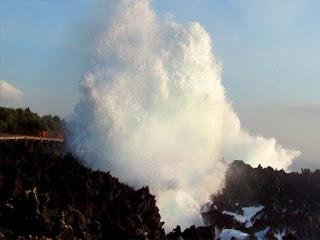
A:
[0,107,63,137]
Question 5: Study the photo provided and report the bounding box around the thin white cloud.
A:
[0,80,23,103]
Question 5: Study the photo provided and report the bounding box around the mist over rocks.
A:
[67,0,300,230]
[185,160,320,240]
[0,139,319,239]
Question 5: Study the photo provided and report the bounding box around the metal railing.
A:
[0,135,63,142]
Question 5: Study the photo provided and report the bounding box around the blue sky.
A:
[1,0,319,170]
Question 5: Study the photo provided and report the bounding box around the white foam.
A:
[223,206,264,228]
[219,229,250,240]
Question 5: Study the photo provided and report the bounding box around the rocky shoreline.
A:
[1,140,319,239]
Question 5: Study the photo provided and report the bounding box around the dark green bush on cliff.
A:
[0,107,63,137]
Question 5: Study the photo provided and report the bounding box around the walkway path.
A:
[0,135,63,142]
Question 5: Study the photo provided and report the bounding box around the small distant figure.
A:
[42,131,46,137]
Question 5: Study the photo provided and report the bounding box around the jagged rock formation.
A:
[210,160,320,239]
[0,140,165,239]
[168,161,320,240]
[1,140,320,240]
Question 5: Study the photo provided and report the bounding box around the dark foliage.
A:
[0,107,63,137]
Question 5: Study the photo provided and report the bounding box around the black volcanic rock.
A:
[167,225,215,240]
[1,140,320,240]
[282,231,299,240]
[201,160,320,239]
[0,140,165,239]
[166,161,320,240]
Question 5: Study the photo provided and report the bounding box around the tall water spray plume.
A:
[67,0,300,231]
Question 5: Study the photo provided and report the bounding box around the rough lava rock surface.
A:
[0,140,165,239]
[167,161,320,240]
[1,141,320,240]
